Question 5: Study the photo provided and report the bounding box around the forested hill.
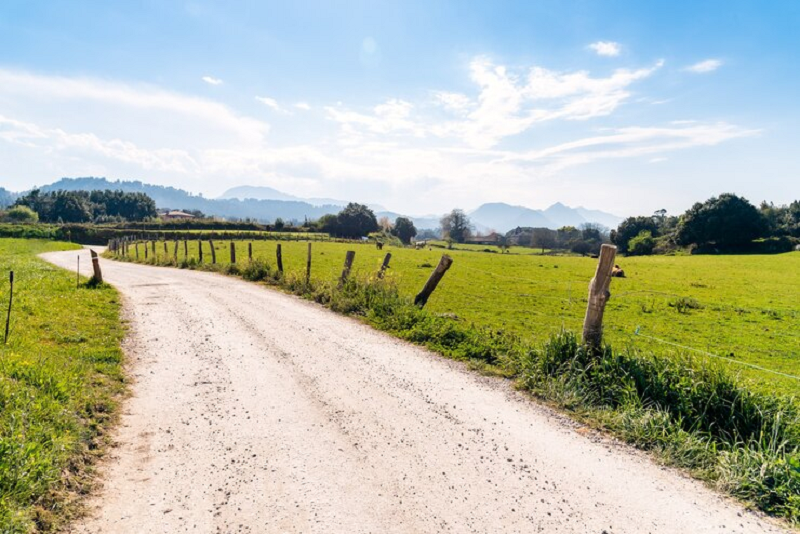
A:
[0,187,18,208]
[39,177,341,224]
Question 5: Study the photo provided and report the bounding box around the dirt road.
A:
[43,248,786,534]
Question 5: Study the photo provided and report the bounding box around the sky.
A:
[0,0,798,217]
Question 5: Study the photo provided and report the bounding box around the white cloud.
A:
[433,91,472,114]
[202,75,223,85]
[255,96,288,113]
[685,59,722,73]
[588,41,621,57]
[294,102,311,111]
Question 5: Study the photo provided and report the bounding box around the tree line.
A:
[10,189,158,223]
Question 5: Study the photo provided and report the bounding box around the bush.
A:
[2,206,39,223]
[627,230,655,256]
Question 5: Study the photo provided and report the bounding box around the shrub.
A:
[628,230,655,256]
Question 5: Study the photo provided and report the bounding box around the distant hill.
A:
[38,177,342,224]
[469,202,621,233]
[0,187,18,208]
[21,177,621,231]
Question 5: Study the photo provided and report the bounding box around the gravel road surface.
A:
[42,248,788,534]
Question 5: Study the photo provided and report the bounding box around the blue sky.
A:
[0,0,797,216]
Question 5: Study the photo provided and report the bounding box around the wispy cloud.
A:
[256,96,288,113]
[202,75,223,85]
[588,41,621,57]
[294,102,311,111]
[685,59,722,73]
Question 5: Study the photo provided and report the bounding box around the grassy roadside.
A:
[0,239,125,533]
[111,250,800,524]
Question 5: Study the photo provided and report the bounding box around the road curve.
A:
[43,248,787,534]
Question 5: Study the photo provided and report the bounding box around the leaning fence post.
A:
[378,252,392,279]
[306,242,312,284]
[582,244,617,352]
[198,240,204,262]
[338,250,356,288]
[209,240,216,264]
[276,244,284,274]
[163,241,168,254]
[230,242,236,264]
[414,255,453,307]
[90,250,103,284]
[4,271,13,344]
[173,240,178,261]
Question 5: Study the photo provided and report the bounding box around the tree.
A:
[613,216,659,254]
[392,216,417,244]
[274,217,285,230]
[51,192,92,223]
[440,209,472,243]
[378,216,393,232]
[530,228,557,253]
[316,214,339,235]
[3,205,39,223]
[628,230,655,256]
[676,193,767,249]
[335,203,379,238]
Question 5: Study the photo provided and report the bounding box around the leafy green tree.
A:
[51,193,92,223]
[440,209,472,243]
[613,216,659,253]
[628,230,655,256]
[334,203,379,238]
[530,228,557,253]
[274,217,285,230]
[3,205,39,223]
[676,193,767,249]
[391,217,417,244]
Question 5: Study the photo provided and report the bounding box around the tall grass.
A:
[111,249,800,522]
[0,239,125,533]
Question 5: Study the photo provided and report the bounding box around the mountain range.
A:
[6,177,622,232]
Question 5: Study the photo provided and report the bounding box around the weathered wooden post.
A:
[90,250,103,283]
[4,271,12,344]
[338,251,356,288]
[230,241,236,264]
[306,242,312,283]
[151,240,156,256]
[378,252,392,279]
[248,242,252,261]
[135,242,139,260]
[144,243,148,259]
[414,254,453,308]
[276,244,284,274]
[173,240,179,261]
[163,241,168,254]
[198,240,203,262]
[582,244,617,352]
[210,240,216,264]
[184,240,188,258]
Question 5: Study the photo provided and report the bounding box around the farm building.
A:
[161,210,196,220]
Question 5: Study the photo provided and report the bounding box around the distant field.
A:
[135,238,799,394]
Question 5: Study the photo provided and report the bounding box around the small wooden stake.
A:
[276,244,284,274]
[582,244,617,352]
[378,252,392,279]
[210,240,216,264]
[414,255,453,307]
[338,250,356,288]
[184,240,188,258]
[248,242,252,261]
[306,242,312,283]
[135,242,139,260]
[230,242,236,264]
[163,241,168,254]
[151,241,156,256]
[90,250,103,283]
[198,240,203,262]
[173,240,179,260]
[144,243,148,259]
[4,271,13,344]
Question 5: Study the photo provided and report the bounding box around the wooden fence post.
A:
[90,250,103,283]
[198,240,203,262]
[378,252,392,279]
[210,240,216,264]
[248,242,252,261]
[173,240,178,261]
[414,255,453,308]
[338,251,356,288]
[230,242,236,264]
[582,243,617,352]
[163,241,168,254]
[276,244,283,274]
[135,242,139,260]
[4,271,13,344]
[151,241,156,256]
[184,240,188,259]
[306,242,312,283]
[144,243,148,259]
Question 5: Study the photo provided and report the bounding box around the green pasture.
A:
[0,239,125,532]
[136,238,800,394]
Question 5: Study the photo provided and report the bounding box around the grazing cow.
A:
[611,264,625,278]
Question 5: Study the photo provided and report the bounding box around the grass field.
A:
[133,238,800,394]
[0,239,125,533]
